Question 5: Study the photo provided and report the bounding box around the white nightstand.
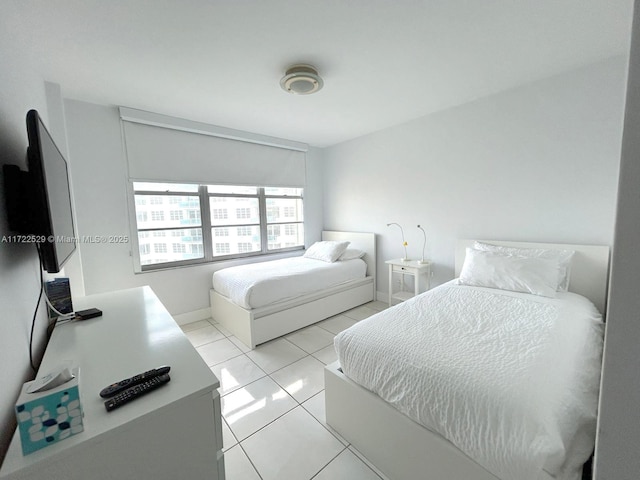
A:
[386,259,431,306]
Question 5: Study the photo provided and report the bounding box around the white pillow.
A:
[474,241,575,292]
[338,248,365,261]
[303,241,350,263]
[458,248,561,297]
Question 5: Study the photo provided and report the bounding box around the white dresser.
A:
[0,286,224,480]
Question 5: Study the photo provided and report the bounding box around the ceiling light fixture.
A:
[280,64,324,95]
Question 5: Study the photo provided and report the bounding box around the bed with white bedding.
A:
[210,231,376,348]
[212,256,367,309]
[325,239,609,480]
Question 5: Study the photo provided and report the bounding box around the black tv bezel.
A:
[23,109,76,273]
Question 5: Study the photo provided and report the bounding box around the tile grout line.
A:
[308,445,350,480]
[238,441,265,480]
[298,393,350,447]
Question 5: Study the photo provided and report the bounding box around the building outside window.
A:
[172,243,186,253]
[215,243,231,255]
[212,209,228,220]
[237,242,253,253]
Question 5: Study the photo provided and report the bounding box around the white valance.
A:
[120,108,307,187]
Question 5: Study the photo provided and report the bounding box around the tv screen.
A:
[2,110,77,273]
[26,110,77,273]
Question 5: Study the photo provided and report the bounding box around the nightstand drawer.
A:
[392,264,413,273]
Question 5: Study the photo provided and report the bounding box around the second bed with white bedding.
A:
[334,281,604,480]
[212,256,367,309]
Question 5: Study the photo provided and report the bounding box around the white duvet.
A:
[335,282,604,480]
[212,256,367,309]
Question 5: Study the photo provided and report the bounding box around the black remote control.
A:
[99,366,171,398]
[104,373,170,412]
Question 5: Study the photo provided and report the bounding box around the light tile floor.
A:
[181,301,389,480]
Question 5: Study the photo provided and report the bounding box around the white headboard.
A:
[322,231,376,292]
[455,240,610,314]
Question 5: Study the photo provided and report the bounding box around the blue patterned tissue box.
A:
[15,367,83,455]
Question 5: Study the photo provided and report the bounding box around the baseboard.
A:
[173,307,211,326]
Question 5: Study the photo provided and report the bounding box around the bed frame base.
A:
[324,361,500,480]
[210,279,373,348]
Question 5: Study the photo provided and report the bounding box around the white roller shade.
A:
[121,110,306,187]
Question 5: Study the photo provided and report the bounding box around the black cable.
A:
[29,243,45,373]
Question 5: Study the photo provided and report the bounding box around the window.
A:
[188,210,201,222]
[236,208,252,219]
[268,225,281,243]
[265,187,304,251]
[237,242,253,253]
[170,210,183,221]
[133,183,205,267]
[266,206,280,221]
[132,182,303,270]
[215,243,230,255]
[212,208,228,220]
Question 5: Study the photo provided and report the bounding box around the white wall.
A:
[63,99,324,317]
[0,38,55,462]
[594,2,640,478]
[322,56,627,297]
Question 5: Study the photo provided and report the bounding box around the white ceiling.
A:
[3,0,634,147]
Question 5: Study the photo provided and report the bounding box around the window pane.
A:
[266,198,303,222]
[267,223,304,250]
[133,182,198,193]
[209,197,259,226]
[264,187,303,197]
[207,185,257,195]
[212,226,261,256]
[135,195,201,229]
[138,228,204,265]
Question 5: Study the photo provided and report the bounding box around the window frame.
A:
[129,182,304,272]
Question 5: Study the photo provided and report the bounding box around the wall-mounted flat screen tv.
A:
[3,109,77,273]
